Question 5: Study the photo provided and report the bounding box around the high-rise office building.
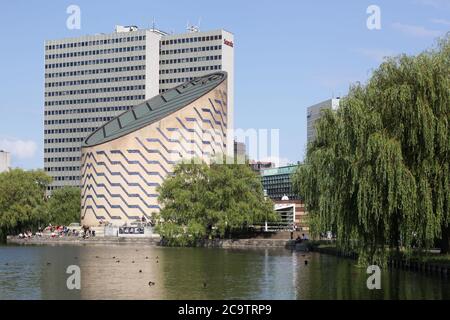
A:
[249,160,274,175]
[0,150,11,173]
[306,98,340,144]
[233,140,246,162]
[44,25,234,192]
[159,29,234,154]
[261,165,299,201]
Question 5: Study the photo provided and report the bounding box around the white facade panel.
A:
[0,151,11,173]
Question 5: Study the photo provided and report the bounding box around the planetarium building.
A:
[81,72,228,226]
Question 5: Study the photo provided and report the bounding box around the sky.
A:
[0,0,449,169]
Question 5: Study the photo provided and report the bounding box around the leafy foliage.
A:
[294,35,450,264]
[156,157,277,245]
[0,169,52,241]
[47,186,81,226]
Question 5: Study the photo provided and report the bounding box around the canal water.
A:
[0,245,448,299]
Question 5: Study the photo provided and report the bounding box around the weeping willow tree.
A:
[294,35,449,264]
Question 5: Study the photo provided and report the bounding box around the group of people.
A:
[16,225,90,239]
[81,225,95,239]
[295,233,309,244]
[44,225,80,238]
[18,231,35,239]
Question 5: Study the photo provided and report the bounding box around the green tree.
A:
[294,36,450,264]
[0,169,52,241]
[47,186,81,225]
[156,157,277,245]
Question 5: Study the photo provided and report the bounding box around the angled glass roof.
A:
[82,71,227,148]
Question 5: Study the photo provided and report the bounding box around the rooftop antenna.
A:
[186,19,200,33]
[151,17,156,30]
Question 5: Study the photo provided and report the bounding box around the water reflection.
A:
[0,245,448,300]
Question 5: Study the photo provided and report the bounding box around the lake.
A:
[0,244,448,299]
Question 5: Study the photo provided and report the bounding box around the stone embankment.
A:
[7,236,161,246]
[7,235,299,249]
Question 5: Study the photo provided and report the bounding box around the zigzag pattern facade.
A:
[81,78,227,226]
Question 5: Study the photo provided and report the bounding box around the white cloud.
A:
[392,22,443,38]
[431,18,450,26]
[0,138,37,159]
[356,48,397,63]
[414,0,450,8]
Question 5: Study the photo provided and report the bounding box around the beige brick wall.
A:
[81,81,227,226]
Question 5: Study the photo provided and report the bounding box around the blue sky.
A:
[0,0,449,169]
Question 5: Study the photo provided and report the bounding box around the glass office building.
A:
[261,165,299,200]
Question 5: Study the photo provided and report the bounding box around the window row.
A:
[161,35,222,46]
[45,105,131,116]
[45,156,81,163]
[45,116,114,125]
[46,35,146,50]
[45,85,145,97]
[160,45,221,55]
[51,176,81,182]
[45,95,145,106]
[45,75,145,88]
[160,68,222,84]
[45,65,145,78]
[45,45,146,59]
[160,65,221,76]
[45,166,81,172]
[44,147,81,153]
[45,55,145,69]
[45,137,84,144]
[160,55,221,65]
[45,127,98,134]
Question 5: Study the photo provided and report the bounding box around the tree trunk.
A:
[441,224,450,254]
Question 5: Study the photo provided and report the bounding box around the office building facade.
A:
[0,150,11,173]
[233,140,246,163]
[261,165,299,200]
[306,98,340,144]
[159,29,234,156]
[249,160,274,175]
[44,26,234,192]
[81,72,228,226]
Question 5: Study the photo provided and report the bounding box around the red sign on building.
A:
[224,39,234,47]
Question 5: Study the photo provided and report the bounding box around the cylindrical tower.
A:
[81,72,228,226]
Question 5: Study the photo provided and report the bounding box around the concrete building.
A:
[159,29,234,155]
[273,200,307,232]
[0,150,11,173]
[261,165,299,200]
[44,25,234,192]
[306,98,340,144]
[249,160,274,175]
[81,72,228,226]
[233,140,246,163]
